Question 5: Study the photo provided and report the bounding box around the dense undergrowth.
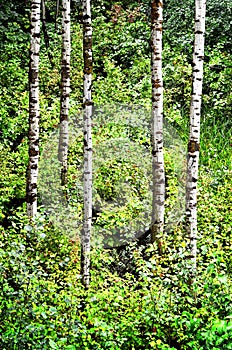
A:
[0,1,231,349]
[0,192,231,349]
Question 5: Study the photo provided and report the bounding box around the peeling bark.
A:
[26,0,41,217]
[150,0,165,244]
[81,0,93,288]
[186,0,206,271]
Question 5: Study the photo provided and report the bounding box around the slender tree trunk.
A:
[150,0,165,245]
[58,0,71,185]
[186,0,206,270]
[26,0,41,217]
[81,0,93,288]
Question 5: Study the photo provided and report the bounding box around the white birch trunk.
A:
[82,0,93,288]
[150,0,165,245]
[26,0,41,217]
[58,0,71,185]
[186,0,206,270]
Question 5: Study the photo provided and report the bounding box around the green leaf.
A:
[49,339,58,349]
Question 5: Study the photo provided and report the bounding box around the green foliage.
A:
[94,4,149,69]
[0,1,231,349]
[0,213,81,349]
[94,59,132,105]
[0,214,231,349]
[0,143,27,220]
[201,46,232,170]
[197,170,232,274]
[163,0,232,55]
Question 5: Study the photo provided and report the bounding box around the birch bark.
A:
[58,0,71,186]
[26,0,41,217]
[150,0,165,244]
[186,0,206,270]
[82,0,93,288]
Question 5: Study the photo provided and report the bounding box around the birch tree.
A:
[186,0,206,270]
[150,0,165,244]
[81,0,93,288]
[58,0,71,185]
[26,0,41,217]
